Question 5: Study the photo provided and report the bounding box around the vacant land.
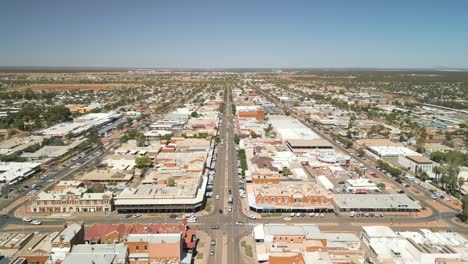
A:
[13,83,124,91]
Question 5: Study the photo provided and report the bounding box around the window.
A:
[264,198,268,203]
[295,198,301,203]
[136,245,139,251]
[277,197,282,203]
[144,246,147,250]
[284,198,289,203]
[307,197,311,204]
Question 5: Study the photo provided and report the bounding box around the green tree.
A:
[462,194,468,222]
[356,148,365,157]
[234,134,240,145]
[191,111,199,118]
[135,156,152,169]
[282,167,292,176]
[167,177,175,187]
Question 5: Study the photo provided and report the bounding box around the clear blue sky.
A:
[1,0,468,68]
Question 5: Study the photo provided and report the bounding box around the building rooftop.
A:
[334,194,421,210]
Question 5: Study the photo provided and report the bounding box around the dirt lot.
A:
[13,83,125,91]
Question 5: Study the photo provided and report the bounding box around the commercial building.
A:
[125,233,193,264]
[333,194,421,212]
[248,181,334,212]
[85,223,186,244]
[62,244,129,264]
[0,135,43,156]
[253,224,363,263]
[368,146,419,158]
[268,115,321,141]
[361,226,468,264]
[49,223,85,263]
[31,186,113,213]
[236,105,265,121]
[286,139,334,153]
[41,112,123,137]
[114,177,207,213]
[0,161,41,186]
[398,155,437,178]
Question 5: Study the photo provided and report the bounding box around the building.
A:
[361,226,467,264]
[253,224,363,263]
[49,223,85,263]
[0,161,41,186]
[398,155,437,178]
[114,178,207,213]
[368,146,419,158]
[125,233,183,263]
[84,223,186,245]
[269,115,321,141]
[236,105,265,121]
[62,244,129,264]
[248,182,334,213]
[31,187,113,213]
[334,194,421,212]
[286,139,334,153]
[20,232,58,264]
[41,112,123,137]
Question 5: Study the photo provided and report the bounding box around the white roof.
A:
[369,146,419,157]
[363,226,398,238]
[269,115,321,140]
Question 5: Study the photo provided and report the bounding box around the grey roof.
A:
[126,233,181,243]
[263,224,325,240]
[53,223,82,243]
[63,244,128,264]
[333,194,421,210]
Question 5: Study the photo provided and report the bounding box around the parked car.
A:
[22,217,32,222]
[31,220,42,225]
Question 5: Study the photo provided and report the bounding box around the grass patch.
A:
[240,240,253,257]
[205,201,212,212]
[244,245,253,257]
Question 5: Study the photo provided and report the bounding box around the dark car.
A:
[210,225,219,229]
[219,209,223,214]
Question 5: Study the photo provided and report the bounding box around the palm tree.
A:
[432,166,443,183]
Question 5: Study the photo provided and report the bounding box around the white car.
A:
[290,213,295,217]
[133,214,142,218]
[283,217,292,221]
[22,217,32,222]
[235,221,243,225]
[320,213,324,218]
[31,220,42,225]
[215,195,219,200]
[309,213,315,217]
[249,215,256,220]
[187,218,197,223]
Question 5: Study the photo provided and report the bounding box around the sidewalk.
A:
[194,231,209,264]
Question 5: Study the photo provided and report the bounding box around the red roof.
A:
[85,224,133,242]
[131,223,185,234]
